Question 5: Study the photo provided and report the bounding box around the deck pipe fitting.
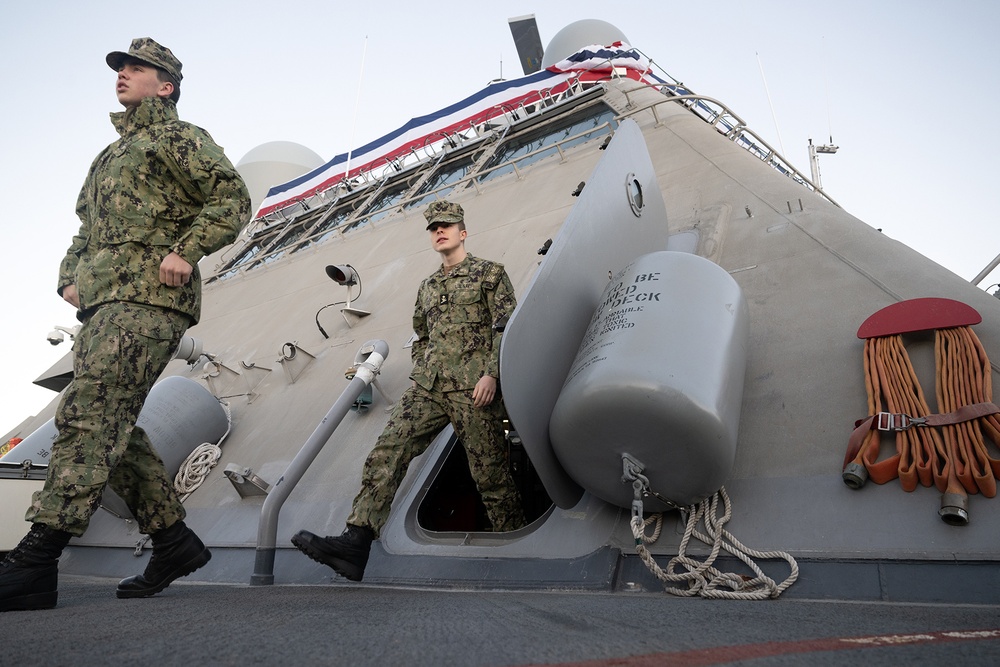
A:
[251,339,389,585]
[939,492,970,526]
[841,462,868,489]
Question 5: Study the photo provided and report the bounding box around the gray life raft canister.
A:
[2,376,228,515]
[548,251,749,510]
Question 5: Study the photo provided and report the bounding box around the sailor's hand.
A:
[472,375,497,408]
[159,252,193,287]
[61,284,80,308]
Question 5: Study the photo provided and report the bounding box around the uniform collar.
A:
[438,254,474,278]
[110,96,179,136]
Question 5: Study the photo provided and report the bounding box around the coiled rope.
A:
[174,401,233,502]
[630,486,799,599]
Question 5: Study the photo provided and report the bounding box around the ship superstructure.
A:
[3,19,999,604]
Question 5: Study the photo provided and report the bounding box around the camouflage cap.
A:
[424,200,464,229]
[106,37,183,82]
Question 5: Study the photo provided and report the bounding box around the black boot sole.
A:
[115,548,211,599]
[0,590,57,612]
[291,532,365,581]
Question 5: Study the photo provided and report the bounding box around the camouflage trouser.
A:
[27,302,189,537]
[347,384,525,537]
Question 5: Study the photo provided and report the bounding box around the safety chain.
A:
[623,454,680,517]
[627,471,799,599]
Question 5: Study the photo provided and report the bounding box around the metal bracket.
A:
[223,463,272,498]
[621,453,650,523]
[876,412,927,432]
[277,342,315,385]
[621,452,682,514]
[203,359,268,403]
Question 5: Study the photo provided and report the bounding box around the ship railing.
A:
[214,239,248,272]
[215,192,327,269]
[614,49,840,208]
[616,85,839,208]
[303,119,610,242]
[339,120,614,234]
[210,200,335,280]
[211,132,487,276]
[206,83,602,282]
[328,77,589,191]
[246,75,590,227]
[470,121,613,189]
[205,118,615,283]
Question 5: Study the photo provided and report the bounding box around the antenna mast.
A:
[808,138,839,190]
[345,36,368,185]
[756,52,786,158]
[808,35,840,191]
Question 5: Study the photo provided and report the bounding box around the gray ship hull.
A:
[5,25,999,610]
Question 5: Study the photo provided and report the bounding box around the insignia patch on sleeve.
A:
[483,263,503,290]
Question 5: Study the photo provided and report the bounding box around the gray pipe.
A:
[972,252,1000,287]
[251,339,389,585]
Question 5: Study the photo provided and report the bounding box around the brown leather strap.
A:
[925,402,1000,427]
[846,402,1000,468]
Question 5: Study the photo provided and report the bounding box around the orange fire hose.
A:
[843,325,1000,525]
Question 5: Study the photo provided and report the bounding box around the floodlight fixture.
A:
[319,264,370,332]
[326,264,358,286]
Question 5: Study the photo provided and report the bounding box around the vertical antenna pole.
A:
[345,36,368,182]
[756,51,786,158]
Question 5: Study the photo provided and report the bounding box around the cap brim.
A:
[106,51,127,71]
[106,51,159,72]
[425,220,460,229]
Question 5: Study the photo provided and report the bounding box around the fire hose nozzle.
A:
[939,492,969,526]
[842,462,868,489]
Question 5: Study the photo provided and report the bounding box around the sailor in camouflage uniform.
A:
[0,38,250,612]
[292,200,526,581]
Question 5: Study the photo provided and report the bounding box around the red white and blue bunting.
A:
[254,43,662,220]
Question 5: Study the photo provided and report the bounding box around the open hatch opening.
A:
[417,426,552,534]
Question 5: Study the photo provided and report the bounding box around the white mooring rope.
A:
[631,486,799,599]
[174,443,223,501]
[174,401,232,502]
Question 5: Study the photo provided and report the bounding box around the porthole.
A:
[626,174,643,217]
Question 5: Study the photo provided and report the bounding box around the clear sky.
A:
[1,0,998,436]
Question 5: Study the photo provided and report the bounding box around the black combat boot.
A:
[291,524,374,581]
[1,523,72,612]
[116,520,211,599]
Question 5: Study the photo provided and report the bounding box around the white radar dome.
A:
[236,141,325,214]
[541,19,631,68]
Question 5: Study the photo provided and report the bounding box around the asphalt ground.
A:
[2,575,1000,666]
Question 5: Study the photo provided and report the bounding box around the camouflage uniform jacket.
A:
[58,96,250,323]
[410,254,516,393]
